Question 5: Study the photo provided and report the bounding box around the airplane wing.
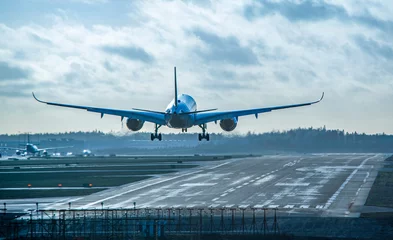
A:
[32,93,166,125]
[38,146,74,151]
[0,147,24,151]
[194,93,324,125]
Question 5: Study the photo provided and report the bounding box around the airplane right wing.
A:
[32,93,166,125]
[194,93,324,125]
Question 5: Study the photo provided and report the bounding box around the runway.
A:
[3,154,386,217]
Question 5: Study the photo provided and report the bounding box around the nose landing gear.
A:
[198,124,210,141]
[151,124,162,141]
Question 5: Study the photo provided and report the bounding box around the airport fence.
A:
[1,207,282,239]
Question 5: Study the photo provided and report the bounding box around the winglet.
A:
[32,92,45,103]
[319,92,324,102]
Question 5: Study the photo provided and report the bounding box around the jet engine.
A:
[126,118,145,131]
[219,118,238,132]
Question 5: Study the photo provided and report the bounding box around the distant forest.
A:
[1,127,392,154]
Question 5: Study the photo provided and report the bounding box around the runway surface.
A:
[3,154,386,217]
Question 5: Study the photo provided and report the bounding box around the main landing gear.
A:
[198,124,210,141]
[151,124,162,141]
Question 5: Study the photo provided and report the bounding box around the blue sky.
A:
[0,0,393,134]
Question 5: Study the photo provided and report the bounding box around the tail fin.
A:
[174,66,178,107]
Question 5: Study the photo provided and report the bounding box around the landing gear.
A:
[151,124,162,141]
[182,128,188,133]
[198,124,210,141]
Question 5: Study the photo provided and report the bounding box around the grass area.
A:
[0,164,198,172]
[365,171,393,208]
[0,189,105,199]
[0,174,153,188]
[0,155,235,166]
[364,155,393,209]
[0,155,227,199]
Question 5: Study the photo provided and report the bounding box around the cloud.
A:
[191,28,259,65]
[102,45,154,63]
[0,1,393,134]
[29,33,52,46]
[244,0,346,22]
[0,62,29,81]
[353,35,393,60]
[244,0,393,35]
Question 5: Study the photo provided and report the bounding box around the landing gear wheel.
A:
[151,124,162,141]
[198,124,210,141]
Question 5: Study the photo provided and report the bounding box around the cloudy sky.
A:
[1,0,392,135]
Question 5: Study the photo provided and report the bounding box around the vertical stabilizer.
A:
[174,67,178,107]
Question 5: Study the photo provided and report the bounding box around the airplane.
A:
[1,134,72,157]
[33,67,324,141]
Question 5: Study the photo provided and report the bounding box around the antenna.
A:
[174,67,178,107]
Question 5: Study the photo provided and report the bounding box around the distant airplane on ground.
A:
[33,67,324,141]
[0,134,72,157]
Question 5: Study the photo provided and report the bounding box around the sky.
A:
[0,0,393,135]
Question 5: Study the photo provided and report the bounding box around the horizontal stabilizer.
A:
[132,108,166,114]
[179,108,217,115]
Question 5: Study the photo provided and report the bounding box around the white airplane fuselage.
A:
[165,94,197,129]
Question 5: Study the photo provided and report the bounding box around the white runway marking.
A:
[268,205,279,208]
[253,175,275,186]
[300,205,309,209]
[209,162,231,170]
[275,183,310,186]
[220,193,228,197]
[283,205,294,209]
[254,204,264,208]
[212,198,219,201]
[239,204,249,208]
[316,205,324,209]
[79,170,203,209]
[180,183,217,187]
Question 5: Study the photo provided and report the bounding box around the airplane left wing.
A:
[194,93,324,125]
[32,93,166,125]
[0,147,24,151]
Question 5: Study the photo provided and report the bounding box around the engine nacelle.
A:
[219,118,238,132]
[126,118,145,131]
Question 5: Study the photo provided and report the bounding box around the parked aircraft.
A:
[33,67,323,141]
[1,134,72,157]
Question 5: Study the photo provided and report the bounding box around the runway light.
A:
[27,184,31,187]
[58,184,62,187]
[88,183,93,187]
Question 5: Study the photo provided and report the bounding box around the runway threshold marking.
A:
[283,205,294,209]
[79,169,204,209]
